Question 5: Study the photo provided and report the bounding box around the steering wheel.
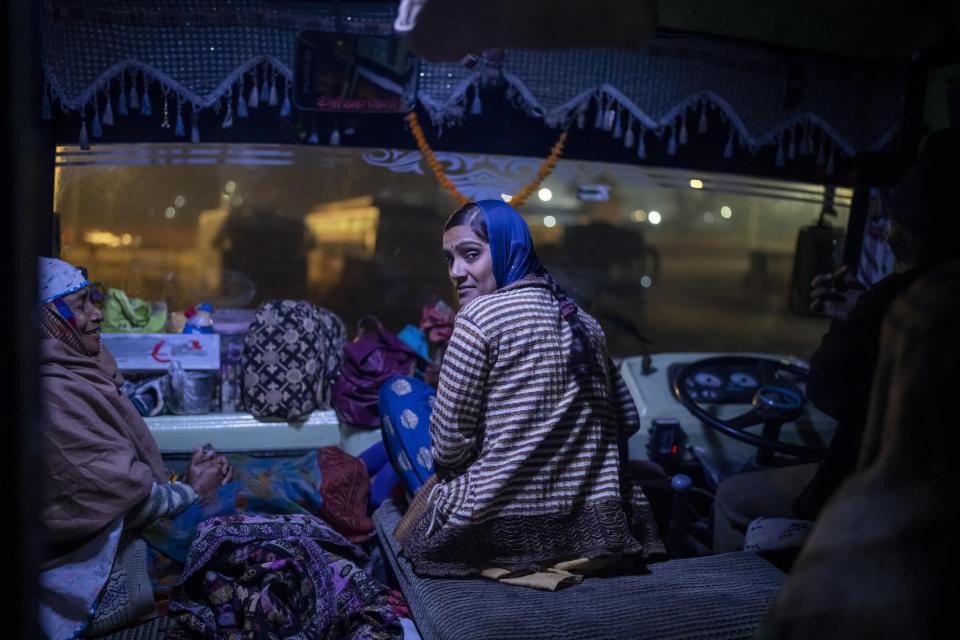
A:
[672,356,823,463]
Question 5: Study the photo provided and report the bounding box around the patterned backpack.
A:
[240,300,347,420]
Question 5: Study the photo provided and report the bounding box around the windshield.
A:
[55,143,850,359]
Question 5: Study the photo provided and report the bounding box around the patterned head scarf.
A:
[474,199,544,289]
[38,257,96,355]
[39,257,89,305]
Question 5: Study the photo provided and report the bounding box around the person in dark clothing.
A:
[792,266,925,518]
[713,128,960,552]
[760,257,960,639]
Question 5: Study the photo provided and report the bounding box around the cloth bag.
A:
[332,318,421,428]
[240,300,346,420]
[101,288,167,333]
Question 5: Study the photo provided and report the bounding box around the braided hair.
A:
[444,202,596,376]
[539,270,597,376]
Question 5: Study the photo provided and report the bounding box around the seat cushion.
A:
[374,500,785,640]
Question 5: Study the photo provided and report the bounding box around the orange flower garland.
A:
[405,111,568,208]
[510,130,567,207]
[406,112,469,206]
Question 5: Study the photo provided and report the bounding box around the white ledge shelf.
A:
[146,411,381,457]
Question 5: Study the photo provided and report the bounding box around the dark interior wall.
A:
[4,0,45,637]
[319,0,960,62]
[648,0,959,62]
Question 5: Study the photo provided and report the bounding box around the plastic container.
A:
[163,362,216,415]
[167,311,188,334]
[212,308,255,334]
[213,308,256,412]
[183,303,215,334]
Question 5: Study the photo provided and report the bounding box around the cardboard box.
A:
[102,333,221,373]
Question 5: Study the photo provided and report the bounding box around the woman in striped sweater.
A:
[397,200,663,580]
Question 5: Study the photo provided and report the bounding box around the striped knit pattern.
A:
[404,276,651,575]
[432,277,638,525]
[125,482,197,529]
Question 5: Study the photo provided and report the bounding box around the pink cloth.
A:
[419,303,454,344]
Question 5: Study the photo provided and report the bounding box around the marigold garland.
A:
[405,111,568,208]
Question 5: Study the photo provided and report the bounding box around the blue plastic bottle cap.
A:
[197,303,213,312]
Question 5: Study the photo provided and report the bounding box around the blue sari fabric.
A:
[378,376,436,494]
[359,441,402,511]
[142,452,325,563]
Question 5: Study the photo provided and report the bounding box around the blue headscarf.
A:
[475,199,543,288]
[470,200,594,374]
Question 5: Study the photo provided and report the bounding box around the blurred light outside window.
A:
[55,144,850,358]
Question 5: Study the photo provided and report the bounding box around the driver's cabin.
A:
[9,1,958,638]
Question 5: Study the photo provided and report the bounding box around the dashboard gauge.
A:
[730,372,759,388]
[693,372,723,388]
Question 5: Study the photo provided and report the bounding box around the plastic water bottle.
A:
[183,303,215,334]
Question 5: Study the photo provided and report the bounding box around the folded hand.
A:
[185,445,233,496]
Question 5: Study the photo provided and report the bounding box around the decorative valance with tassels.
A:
[41,0,396,147]
[42,0,908,174]
[418,42,908,174]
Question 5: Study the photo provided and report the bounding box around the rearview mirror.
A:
[293,31,417,112]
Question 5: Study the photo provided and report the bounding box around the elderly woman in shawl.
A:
[385,201,663,588]
[37,257,230,639]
